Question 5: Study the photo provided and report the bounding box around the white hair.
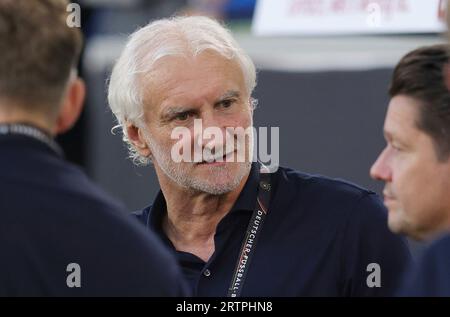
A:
[107,15,257,165]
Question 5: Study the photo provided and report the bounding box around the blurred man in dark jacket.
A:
[0,0,187,296]
[371,44,450,296]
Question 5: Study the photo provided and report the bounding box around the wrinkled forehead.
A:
[138,51,247,109]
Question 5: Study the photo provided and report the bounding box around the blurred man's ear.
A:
[126,123,152,158]
[250,97,257,113]
[55,77,86,135]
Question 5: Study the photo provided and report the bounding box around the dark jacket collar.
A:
[0,123,63,158]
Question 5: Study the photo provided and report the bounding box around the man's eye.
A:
[219,99,235,108]
[175,112,190,121]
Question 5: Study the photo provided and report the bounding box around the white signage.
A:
[253,0,447,36]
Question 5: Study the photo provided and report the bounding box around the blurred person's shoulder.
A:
[0,134,124,214]
[0,135,187,296]
[277,165,375,197]
[274,165,381,215]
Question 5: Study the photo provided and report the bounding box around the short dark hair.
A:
[0,0,82,114]
[389,44,450,161]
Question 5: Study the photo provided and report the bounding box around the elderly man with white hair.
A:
[108,16,411,296]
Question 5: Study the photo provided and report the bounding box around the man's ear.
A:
[249,97,257,114]
[126,123,152,158]
[55,77,86,135]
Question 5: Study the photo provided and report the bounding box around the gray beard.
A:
[144,132,252,195]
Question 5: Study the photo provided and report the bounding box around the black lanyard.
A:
[0,123,63,157]
[227,166,272,297]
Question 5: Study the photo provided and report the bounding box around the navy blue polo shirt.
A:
[134,163,411,296]
[398,234,450,296]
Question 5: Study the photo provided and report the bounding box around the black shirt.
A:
[134,162,411,296]
[0,133,187,296]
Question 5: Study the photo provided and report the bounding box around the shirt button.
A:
[203,269,211,277]
[260,180,271,191]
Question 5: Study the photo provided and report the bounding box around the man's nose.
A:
[370,148,391,182]
[191,115,226,153]
[201,110,225,129]
[199,112,228,142]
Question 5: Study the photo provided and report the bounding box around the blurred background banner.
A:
[253,0,446,36]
